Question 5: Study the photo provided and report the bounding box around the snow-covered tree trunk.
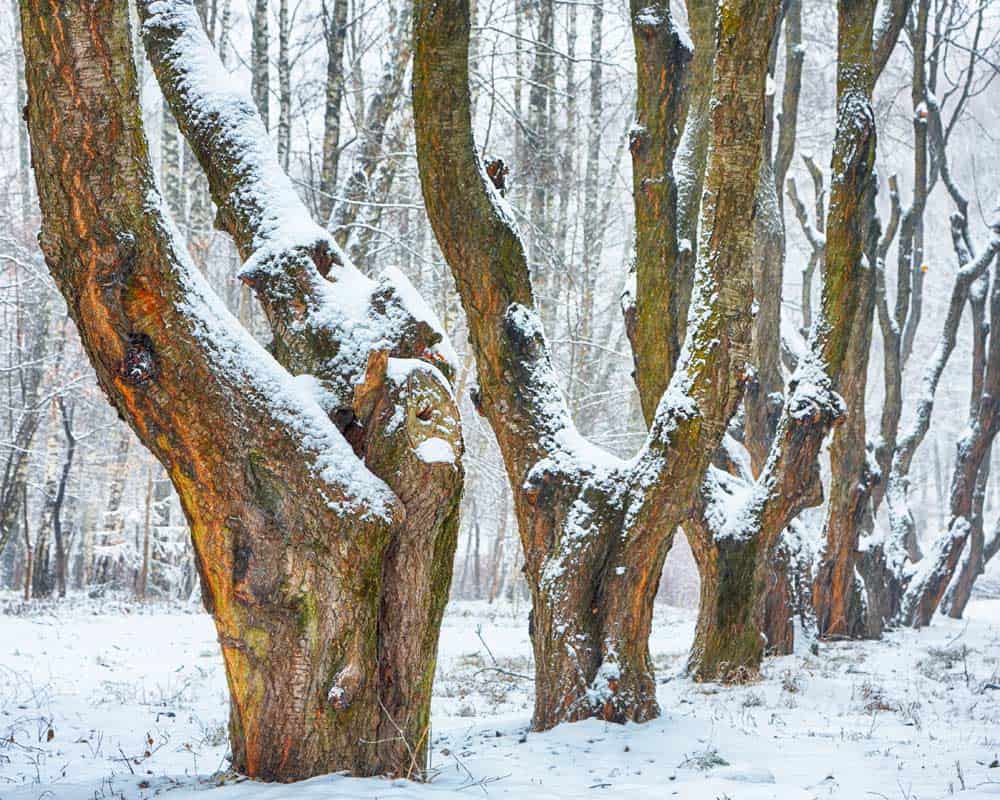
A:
[946,519,1000,617]
[810,0,881,640]
[415,0,782,719]
[21,0,463,780]
[883,94,1000,625]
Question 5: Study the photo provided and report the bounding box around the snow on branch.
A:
[153,195,401,522]
[700,352,845,545]
[138,0,456,402]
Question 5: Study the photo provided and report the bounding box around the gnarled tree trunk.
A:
[20,0,462,781]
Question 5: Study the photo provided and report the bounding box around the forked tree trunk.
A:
[687,0,886,673]
[21,0,462,781]
[414,0,779,721]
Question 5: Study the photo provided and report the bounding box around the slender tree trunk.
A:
[277,0,291,170]
[22,486,32,602]
[137,468,154,600]
[32,402,64,599]
[526,0,554,292]
[11,0,31,222]
[52,397,76,599]
[319,0,348,223]
[747,10,796,655]
[162,102,185,224]
[95,434,130,587]
[900,0,930,366]
[251,0,270,128]
[580,0,602,341]
[811,0,880,638]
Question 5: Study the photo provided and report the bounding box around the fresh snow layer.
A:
[415,437,457,464]
[1,595,999,799]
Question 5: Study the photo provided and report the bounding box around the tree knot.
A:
[484,158,509,195]
[121,333,158,386]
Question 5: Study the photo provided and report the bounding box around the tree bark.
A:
[625,0,691,421]
[319,0,349,223]
[945,518,1000,617]
[51,397,76,599]
[414,0,779,720]
[940,453,990,619]
[276,0,291,170]
[251,0,269,127]
[811,0,881,640]
[21,0,463,781]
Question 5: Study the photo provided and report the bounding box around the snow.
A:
[3,595,1000,800]
[415,438,457,465]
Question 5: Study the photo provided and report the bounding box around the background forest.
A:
[0,0,997,612]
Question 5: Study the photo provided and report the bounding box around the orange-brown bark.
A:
[19,0,461,781]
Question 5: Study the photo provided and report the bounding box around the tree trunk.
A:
[812,0,887,639]
[94,434,131,587]
[21,0,464,780]
[319,0,348,223]
[414,0,780,722]
[137,467,154,600]
[942,455,992,618]
[276,0,291,170]
[11,0,31,221]
[51,397,76,599]
[22,486,32,602]
[251,0,270,127]
[688,533,773,681]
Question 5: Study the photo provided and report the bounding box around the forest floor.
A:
[1,593,999,800]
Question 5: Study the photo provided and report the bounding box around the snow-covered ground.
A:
[2,594,999,799]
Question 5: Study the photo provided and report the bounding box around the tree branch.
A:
[138,0,454,404]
